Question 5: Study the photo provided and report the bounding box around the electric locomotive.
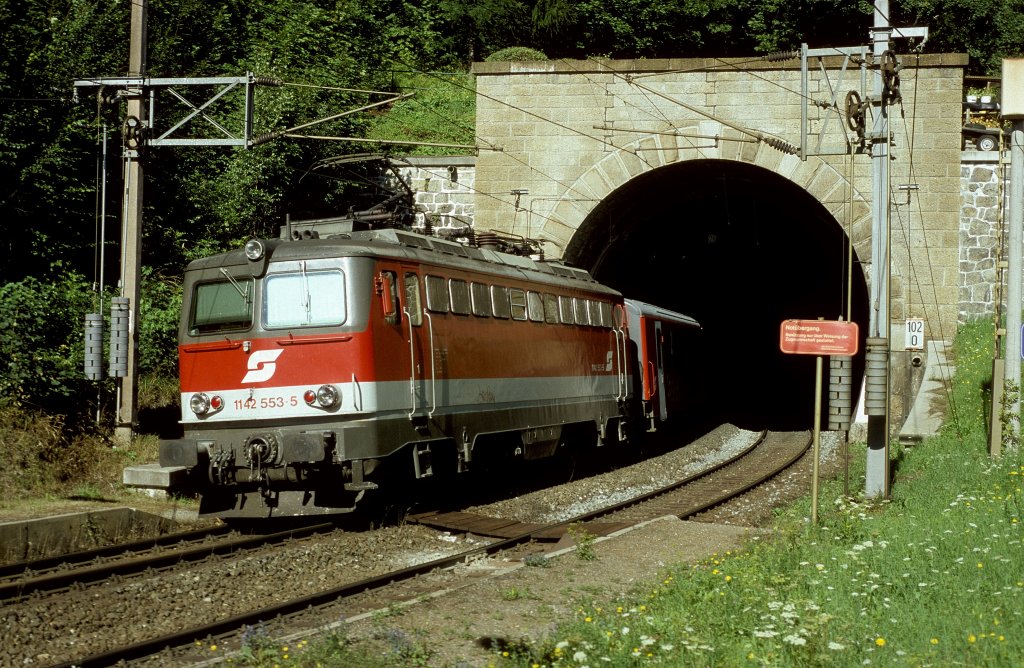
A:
[157,218,699,519]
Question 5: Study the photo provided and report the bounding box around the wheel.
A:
[845,91,864,134]
[976,134,998,151]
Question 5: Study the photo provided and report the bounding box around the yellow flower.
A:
[725,575,732,582]
[875,638,886,647]
[968,634,977,644]
[210,645,218,652]
[585,616,592,623]
[930,638,939,645]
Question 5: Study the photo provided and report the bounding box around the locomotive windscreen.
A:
[265,269,347,328]
[190,278,254,335]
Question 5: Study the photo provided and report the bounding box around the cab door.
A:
[399,269,433,423]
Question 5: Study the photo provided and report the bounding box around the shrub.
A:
[485,47,548,62]
[0,273,95,413]
[0,406,131,501]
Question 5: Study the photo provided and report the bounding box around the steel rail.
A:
[1,522,336,602]
[0,525,230,580]
[51,430,812,668]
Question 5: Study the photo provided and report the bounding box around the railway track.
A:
[0,522,337,603]
[408,429,809,537]
[37,429,811,668]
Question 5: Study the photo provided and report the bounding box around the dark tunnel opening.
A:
[566,159,868,432]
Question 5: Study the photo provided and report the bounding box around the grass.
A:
[0,374,168,518]
[218,319,1021,667]
[496,319,1024,667]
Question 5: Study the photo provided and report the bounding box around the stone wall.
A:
[959,152,1007,322]
[470,55,968,342]
[389,156,476,229]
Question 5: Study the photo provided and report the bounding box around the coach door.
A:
[653,321,668,420]
[612,303,630,402]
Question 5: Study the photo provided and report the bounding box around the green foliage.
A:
[1001,379,1020,451]
[896,0,1024,75]
[0,273,96,412]
[2,0,1021,431]
[568,524,598,561]
[364,73,476,155]
[485,47,548,61]
[0,406,136,502]
[138,269,181,378]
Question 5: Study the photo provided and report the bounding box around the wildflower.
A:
[875,638,886,647]
[968,634,977,643]
[828,641,846,650]
[210,645,218,651]
[930,638,939,645]
[573,651,588,661]
[783,634,807,646]
[585,616,593,623]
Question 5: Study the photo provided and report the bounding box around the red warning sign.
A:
[780,319,859,356]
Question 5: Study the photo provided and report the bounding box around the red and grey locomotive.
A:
[158,219,699,519]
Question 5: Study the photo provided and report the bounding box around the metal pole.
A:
[115,0,147,443]
[812,354,823,525]
[865,0,891,498]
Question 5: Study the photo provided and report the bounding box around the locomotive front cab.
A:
[159,238,390,518]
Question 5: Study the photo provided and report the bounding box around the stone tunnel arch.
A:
[554,135,871,431]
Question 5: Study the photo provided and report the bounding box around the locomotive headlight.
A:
[304,384,340,409]
[244,239,265,261]
[190,392,211,415]
[189,393,223,416]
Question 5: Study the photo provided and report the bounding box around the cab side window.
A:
[404,273,423,326]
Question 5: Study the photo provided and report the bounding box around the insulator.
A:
[108,297,130,378]
[253,76,283,87]
[863,337,888,416]
[476,232,499,249]
[84,313,104,381]
[828,357,853,430]
[764,50,799,62]
[761,135,799,155]
[250,132,282,147]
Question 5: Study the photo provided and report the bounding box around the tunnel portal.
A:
[566,159,868,431]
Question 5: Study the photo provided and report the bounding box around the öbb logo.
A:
[242,350,284,384]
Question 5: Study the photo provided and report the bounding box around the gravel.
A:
[0,424,844,667]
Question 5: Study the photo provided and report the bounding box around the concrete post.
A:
[866,0,891,498]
